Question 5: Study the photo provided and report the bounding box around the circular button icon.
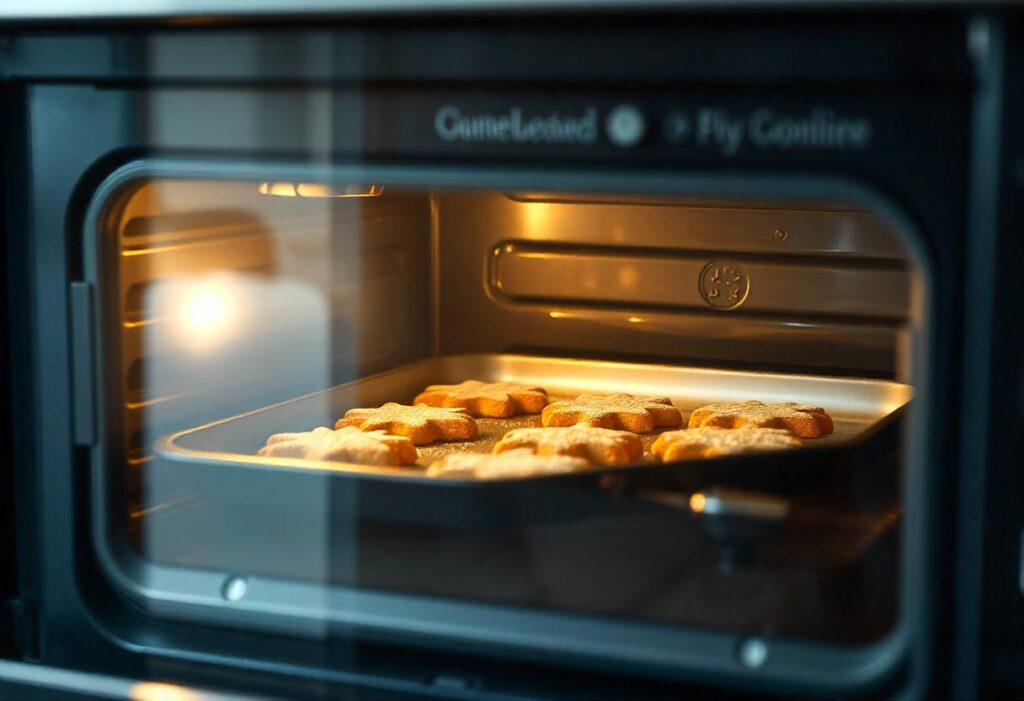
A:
[699,260,750,310]
[606,104,647,148]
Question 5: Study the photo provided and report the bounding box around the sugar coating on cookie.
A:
[652,426,801,462]
[541,393,683,434]
[494,424,644,465]
[687,400,834,438]
[427,449,588,480]
[414,380,548,418]
[259,426,418,466]
[336,402,479,445]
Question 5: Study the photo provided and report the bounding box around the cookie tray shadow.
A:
[152,353,912,528]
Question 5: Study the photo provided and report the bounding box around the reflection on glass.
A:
[102,179,920,650]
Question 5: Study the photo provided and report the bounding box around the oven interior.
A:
[97,175,922,652]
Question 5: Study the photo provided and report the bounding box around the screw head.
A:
[222,575,248,602]
[738,638,769,669]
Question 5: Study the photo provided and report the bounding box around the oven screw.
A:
[773,228,788,241]
[738,638,768,669]
[222,575,249,602]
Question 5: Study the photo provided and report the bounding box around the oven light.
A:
[627,316,645,324]
[257,181,383,198]
[549,311,569,319]
[186,289,228,330]
[130,682,200,701]
[174,281,237,351]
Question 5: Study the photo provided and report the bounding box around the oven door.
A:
[5,17,988,701]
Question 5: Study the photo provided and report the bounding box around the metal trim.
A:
[0,0,1011,22]
[69,282,97,446]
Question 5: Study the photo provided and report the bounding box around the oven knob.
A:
[606,104,647,148]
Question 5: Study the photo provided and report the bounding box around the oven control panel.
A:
[333,88,940,175]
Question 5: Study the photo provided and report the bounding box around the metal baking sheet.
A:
[157,353,912,484]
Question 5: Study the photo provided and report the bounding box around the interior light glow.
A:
[258,181,382,198]
[257,181,298,197]
[549,311,569,319]
[130,682,200,701]
[186,289,228,330]
[628,316,645,324]
[689,492,707,513]
[524,201,552,234]
[173,280,238,351]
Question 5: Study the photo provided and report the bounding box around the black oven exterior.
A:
[0,5,1021,700]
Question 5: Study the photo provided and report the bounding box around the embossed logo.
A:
[699,260,750,310]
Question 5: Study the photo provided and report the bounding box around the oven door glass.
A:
[86,169,925,680]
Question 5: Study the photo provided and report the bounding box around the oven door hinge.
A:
[69,282,96,447]
[0,599,39,661]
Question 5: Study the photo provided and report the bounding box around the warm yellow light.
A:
[296,182,382,198]
[258,181,382,198]
[130,682,200,701]
[173,281,237,351]
[628,316,645,324]
[689,492,706,513]
[549,311,568,319]
[185,289,228,330]
[257,181,298,197]
[523,201,551,233]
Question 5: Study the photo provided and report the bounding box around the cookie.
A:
[259,426,418,467]
[687,400,834,438]
[652,426,801,462]
[336,403,479,445]
[541,393,683,434]
[414,380,548,418]
[427,449,589,480]
[494,424,644,466]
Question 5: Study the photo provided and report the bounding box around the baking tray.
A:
[156,354,911,498]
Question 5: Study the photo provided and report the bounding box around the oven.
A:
[0,4,1021,700]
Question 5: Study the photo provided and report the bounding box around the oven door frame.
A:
[79,158,936,697]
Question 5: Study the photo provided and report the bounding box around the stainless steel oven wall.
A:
[111,180,434,487]
[436,193,913,377]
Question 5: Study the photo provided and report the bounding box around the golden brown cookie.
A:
[541,393,683,434]
[652,426,801,462]
[336,403,479,445]
[259,426,418,467]
[427,449,588,480]
[494,424,644,465]
[413,380,548,418]
[687,400,834,438]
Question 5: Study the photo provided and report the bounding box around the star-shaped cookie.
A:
[259,426,418,467]
[413,380,548,418]
[541,393,683,434]
[494,424,644,465]
[652,426,801,462]
[336,402,479,445]
[427,449,588,480]
[687,400,834,438]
